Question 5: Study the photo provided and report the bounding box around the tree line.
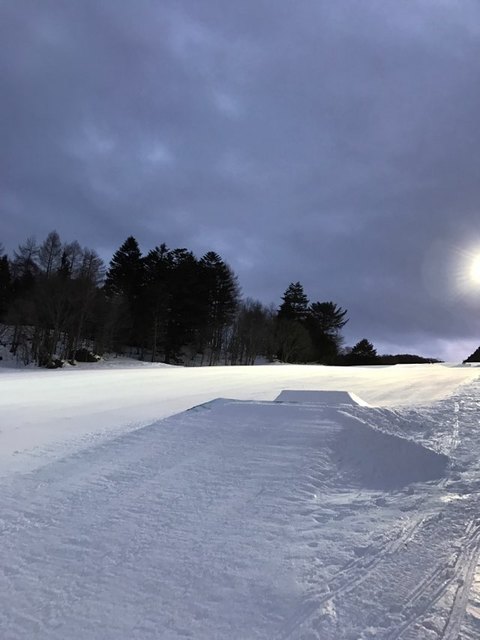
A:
[0,232,439,367]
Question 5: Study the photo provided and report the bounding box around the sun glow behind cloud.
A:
[455,245,480,294]
[469,255,480,284]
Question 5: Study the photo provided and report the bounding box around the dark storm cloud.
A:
[2,0,480,359]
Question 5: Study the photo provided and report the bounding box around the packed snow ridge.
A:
[1,363,480,639]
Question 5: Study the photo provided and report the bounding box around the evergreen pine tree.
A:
[278,282,309,322]
[306,301,348,363]
[346,338,378,365]
[142,243,172,361]
[164,248,203,363]
[276,282,312,362]
[105,236,143,300]
[104,236,144,351]
[199,251,240,365]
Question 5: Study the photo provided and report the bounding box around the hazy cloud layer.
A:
[2,0,480,359]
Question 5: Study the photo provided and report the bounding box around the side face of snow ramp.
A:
[274,389,447,488]
[275,389,370,407]
[331,411,449,490]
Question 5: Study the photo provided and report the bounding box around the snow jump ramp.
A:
[275,389,370,407]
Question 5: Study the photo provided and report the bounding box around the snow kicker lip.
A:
[275,389,370,407]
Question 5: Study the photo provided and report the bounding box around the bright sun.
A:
[469,255,480,283]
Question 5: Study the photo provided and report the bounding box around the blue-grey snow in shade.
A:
[2,0,480,360]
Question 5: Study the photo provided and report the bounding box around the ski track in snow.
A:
[1,364,480,638]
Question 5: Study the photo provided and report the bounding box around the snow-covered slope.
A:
[0,362,477,476]
[1,363,480,639]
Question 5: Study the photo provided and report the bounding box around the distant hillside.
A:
[463,346,480,364]
[378,354,442,365]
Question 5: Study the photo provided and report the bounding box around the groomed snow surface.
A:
[1,363,480,639]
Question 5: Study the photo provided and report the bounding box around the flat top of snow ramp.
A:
[275,389,370,406]
[0,397,463,640]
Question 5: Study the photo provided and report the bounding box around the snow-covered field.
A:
[1,362,480,638]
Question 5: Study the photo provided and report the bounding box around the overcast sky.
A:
[2,1,480,360]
